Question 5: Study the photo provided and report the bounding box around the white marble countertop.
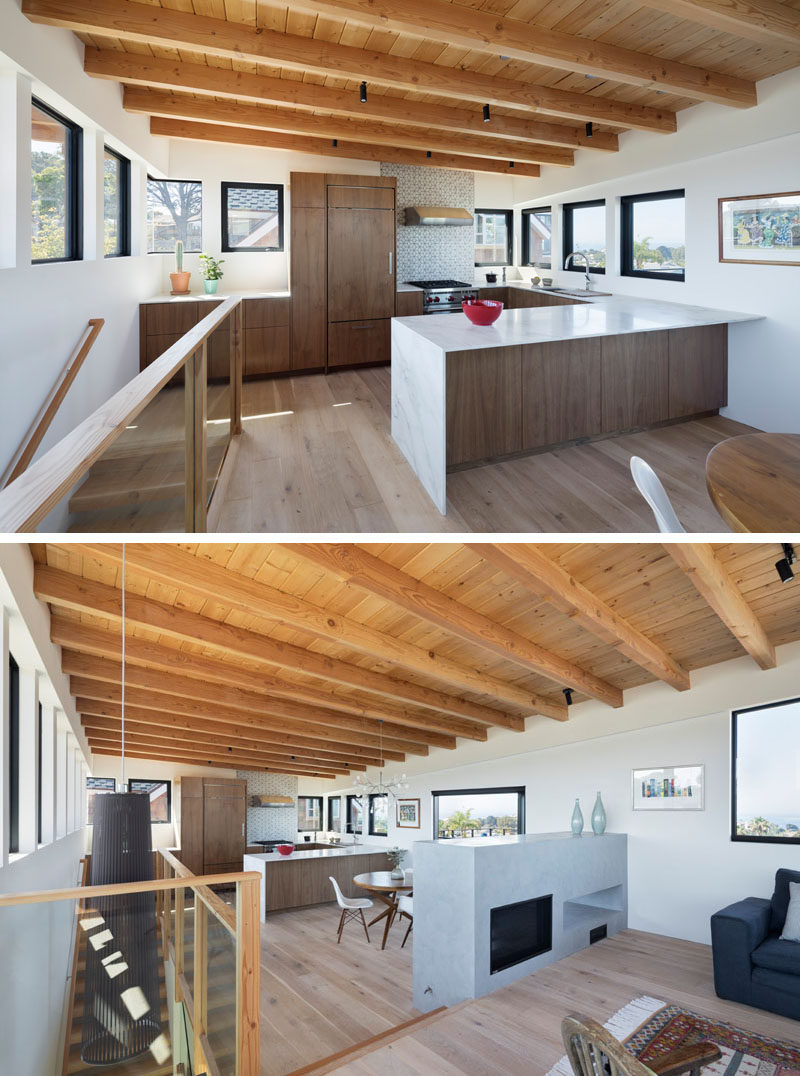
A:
[393,294,762,353]
[244,844,386,863]
[143,288,292,304]
[416,831,626,848]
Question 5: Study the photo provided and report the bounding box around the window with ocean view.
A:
[732,696,800,843]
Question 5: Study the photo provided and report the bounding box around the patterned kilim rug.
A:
[545,995,800,1075]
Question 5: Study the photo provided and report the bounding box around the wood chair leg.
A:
[336,908,346,943]
[401,918,413,948]
[359,908,371,943]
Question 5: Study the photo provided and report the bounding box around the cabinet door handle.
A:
[351,324,377,330]
[241,822,245,837]
[388,251,393,275]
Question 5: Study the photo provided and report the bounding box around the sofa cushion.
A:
[752,934,800,976]
[769,868,800,933]
[752,965,800,1001]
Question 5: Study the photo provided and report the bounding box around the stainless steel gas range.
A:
[406,278,478,313]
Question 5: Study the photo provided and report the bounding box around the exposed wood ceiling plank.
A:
[22,0,678,131]
[91,744,337,777]
[35,565,522,732]
[664,543,777,670]
[84,48,619,151]
[149,117,541,176]
[642,0,800,47]
[123,86,575,166]
[286,0,757,105]
[77,543,562,721]
[471,543,691,692]
[280,544,622,708]
[55,634,461,749]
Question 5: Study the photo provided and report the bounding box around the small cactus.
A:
[175,239,184,272]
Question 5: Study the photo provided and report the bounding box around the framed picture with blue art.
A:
[632,765,704,811]
[719,191,800,266]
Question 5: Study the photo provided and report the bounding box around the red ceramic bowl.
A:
[276,844,294,856]
[462,299,503,326]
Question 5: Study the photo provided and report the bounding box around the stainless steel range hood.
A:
[404,206,474,226]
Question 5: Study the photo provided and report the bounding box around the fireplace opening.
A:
[490,893,553,974]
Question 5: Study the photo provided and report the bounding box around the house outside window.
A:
[222,182,284,252]
[86,777,116,825]
[328,796,342,833]
[368,794,388,836]
[128,779,171,823]
[298,795,323,832]
[521,206,552,268]
[346,794,363,834]
[475,208,512,266]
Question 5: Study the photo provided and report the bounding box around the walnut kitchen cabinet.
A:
[179,776,247,875]
[290,171,326,373]
[396,290,424,317]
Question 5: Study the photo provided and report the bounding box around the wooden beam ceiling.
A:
[84,49,619,153]
[91,745,337,778]
[664,544,777,670]
[285,0,758,106]
[22,0,679,133]
[123,87,575,168]
[470,544,691,692]
[281,544,623,709]
[643,0,800,47]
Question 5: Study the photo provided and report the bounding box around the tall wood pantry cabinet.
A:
[179,776,246,875]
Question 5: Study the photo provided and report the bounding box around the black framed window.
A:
[37,701,42,846]
[297,795,323,832]
[104,147,131,258]
[562,199,605,274]
[147,178,202,253]
[8,656,19,854]
[621,189,685,282]
[328,795,342,833]
[368,794,388,836]
[31,98,82,264]
[346,794,363,834]
[222,182,284,252]
[86,777,116,825]
[521,206,552,268]
[432,786,525,840]
[128,779,171,823]
[475,208,512,267]
[732,697,800,843]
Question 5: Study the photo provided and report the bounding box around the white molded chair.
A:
[329,876,373,944]
[396,894,413,948]
[629,456,685,533]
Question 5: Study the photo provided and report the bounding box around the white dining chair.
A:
[396,894,413,948]
[329,876,373,944]
[629,456,685,533]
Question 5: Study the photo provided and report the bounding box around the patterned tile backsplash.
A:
[239,771,298,841]
[381,163,476,283]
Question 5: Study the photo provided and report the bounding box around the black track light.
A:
[509,161,515,168]
[563,688,574,706]
[483,103,491,123]
[360,80,367,103]
[776,543,796,583]
[585,122,593,138]
[426,150,432,158]
[332,138,338,147]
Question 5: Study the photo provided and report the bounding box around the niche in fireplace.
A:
[490,893,553,974]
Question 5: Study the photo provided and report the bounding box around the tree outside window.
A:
[147,178,202,252]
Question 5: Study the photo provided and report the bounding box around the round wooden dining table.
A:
[705,433,800,532]
[353,871,413,950]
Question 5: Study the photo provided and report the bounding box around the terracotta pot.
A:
[170,270,191,295]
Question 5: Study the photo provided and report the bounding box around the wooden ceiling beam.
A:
[56,639,459,750]
[22,0,677,132]
[642,0,800,47]
[77,543,560,721]
[123,87,574,167]
[283,0,757,106]
[84,49,618,152]
[59,649,446,751]
[36,566,521,733]
[471,544,690,692]
[149,118,540,178]
[664,544,776,670]
[281,545,622,709]
[90,743,337,778]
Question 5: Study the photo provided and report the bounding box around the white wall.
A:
[302,640,800,945]
[510,66,800,434]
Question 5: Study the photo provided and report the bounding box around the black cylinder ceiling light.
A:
[80,544,165,1066]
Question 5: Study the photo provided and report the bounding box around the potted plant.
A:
[169,239,191,295]
[386,846,407,880]
[199,253,225,294]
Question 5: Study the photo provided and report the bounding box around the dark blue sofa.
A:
[711,867,800,1020]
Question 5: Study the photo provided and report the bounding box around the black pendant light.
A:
[81,544,164,1065]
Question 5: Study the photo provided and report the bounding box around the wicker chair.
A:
[562,1014,721,1076]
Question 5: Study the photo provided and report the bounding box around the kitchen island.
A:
[244,845,391,921]
[390,293,761,513]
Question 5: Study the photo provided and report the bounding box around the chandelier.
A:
[353,720,410,800]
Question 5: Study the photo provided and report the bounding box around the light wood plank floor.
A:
[213,369,757,533]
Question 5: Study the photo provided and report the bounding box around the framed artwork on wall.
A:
[632,765,704,811]
[396,798,421,829]
[719,191,800,266]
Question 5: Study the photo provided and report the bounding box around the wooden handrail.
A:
[0,867,259,906]
[0,296,240,532]
[2,318,104,488]
[158,848,237,934]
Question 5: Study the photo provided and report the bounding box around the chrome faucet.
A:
[565,251,592,290]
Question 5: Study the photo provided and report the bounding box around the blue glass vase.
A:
[571,798,584,836]
[591,791,607,835]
